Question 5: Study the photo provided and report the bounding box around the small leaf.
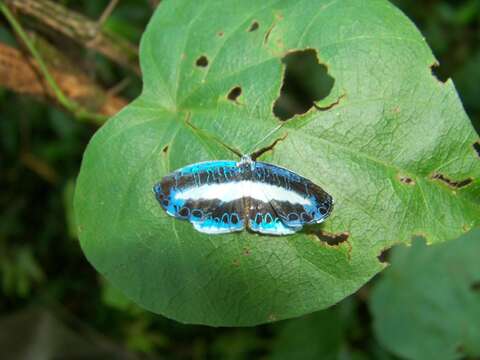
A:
[75,0,480,325]
[370,229,480,360]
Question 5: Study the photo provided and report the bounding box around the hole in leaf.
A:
[227,86,242,102]
[431,173,473,189]
[471,281,480,292]
[162,145,169,154]
[248,21,259,32]
[473,141,480,158]
[377,247,392,264]
[431,62,448,83]
[218,31,224,37]
[273,49,335,121]
[308,230,349,246]
[196,55,209,67]
[399,175,415,186]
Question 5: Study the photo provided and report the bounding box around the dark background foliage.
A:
[0,0,479,358]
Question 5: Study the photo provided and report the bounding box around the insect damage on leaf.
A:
[431,173,473,189]
[377,246,394,264]
[473,141,480,158]
[273,49,335,121]
[250,134,287,160]
[264,26,273,44]
[307,229,350,246]
[398,175,416,186]
[227,86,242,102]
[196,55,209,67]
[263,13,283,44]
[430,62,449,83]
[248,21,259,32]
[314,93,345,111]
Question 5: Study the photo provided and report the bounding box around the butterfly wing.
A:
[248,162,333,233]
[154,161,246,234]
[247,195,302,235]
[154,159,333,235]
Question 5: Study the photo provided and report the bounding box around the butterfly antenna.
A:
[222,141,243,158]
[184,113,242,158]
[246,124,283,155]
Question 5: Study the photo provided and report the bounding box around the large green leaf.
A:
[370,229,480,360]
[74,0,480,326]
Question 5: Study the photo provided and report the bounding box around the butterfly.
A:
[153,155,333,235]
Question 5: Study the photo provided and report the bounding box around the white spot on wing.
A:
[174,181,310,205]
[192,221,243,234]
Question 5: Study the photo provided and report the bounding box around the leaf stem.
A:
[0,1,107,124]
[97,0,119,30]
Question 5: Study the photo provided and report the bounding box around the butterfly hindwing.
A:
[191,198,245,234]
[247,196,301,235]
[250,162,334,230]
[154,161,245,234]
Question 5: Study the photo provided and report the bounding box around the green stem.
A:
[0,1,107,124]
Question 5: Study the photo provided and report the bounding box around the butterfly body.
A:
[154,156,333,235]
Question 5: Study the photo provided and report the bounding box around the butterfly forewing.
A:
[250,162,333,230]
[154,161,246,234]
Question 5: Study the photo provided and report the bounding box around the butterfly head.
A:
[238,155,255,172]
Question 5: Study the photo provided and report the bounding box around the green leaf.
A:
[74,0,480,325]
[369,228,480,360]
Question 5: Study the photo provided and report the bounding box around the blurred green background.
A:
[1,0,479,359]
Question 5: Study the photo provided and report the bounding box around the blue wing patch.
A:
[247,208,302,235]
[154,157,333,235]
